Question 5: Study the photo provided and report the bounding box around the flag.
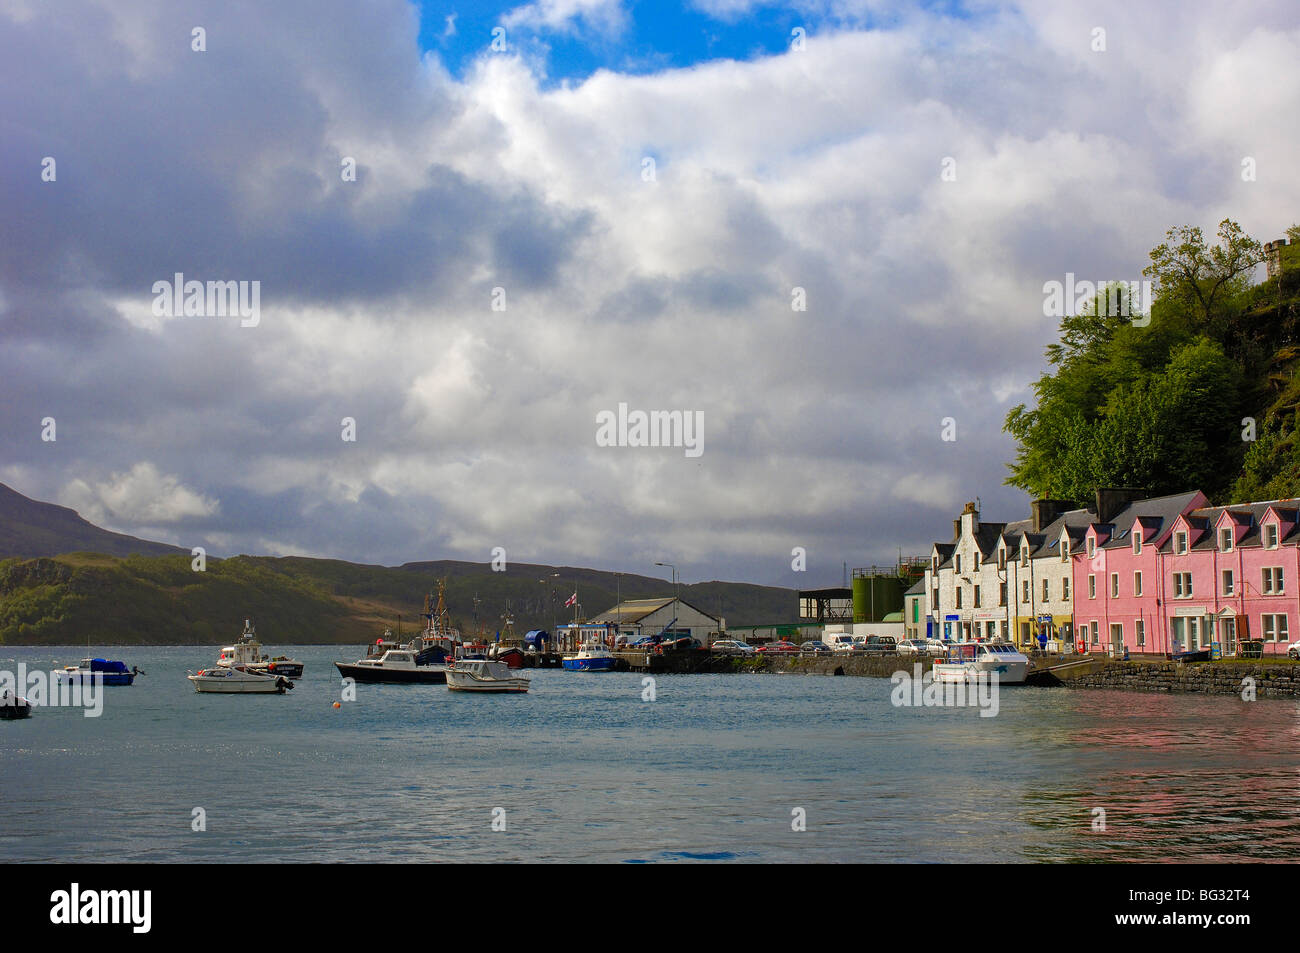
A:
[564,592,577,608]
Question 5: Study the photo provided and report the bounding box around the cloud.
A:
[2,0,1299,585]
[61,463,220,527]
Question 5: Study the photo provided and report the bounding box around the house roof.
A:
[590,597,719,625]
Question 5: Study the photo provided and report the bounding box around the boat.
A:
[931,641,1029,685]
[445,659,531,693]
[55,658,139,686]
[335,637,450,684]
[562,640,618,672]
[489,646,525,668]
[1,690,33,719]
[217,620,305,678]
[187,664,294,693]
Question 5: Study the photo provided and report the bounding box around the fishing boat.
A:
[445,659,531,693]
[932,641,1029,685]
[187,665,294,693]
[55,658,140,686]
[0,690,33,719]
[335,644,449,684]
[562,640,618,672]
[217,620,305,678]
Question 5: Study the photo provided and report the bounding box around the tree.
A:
[1143,218,1263,331]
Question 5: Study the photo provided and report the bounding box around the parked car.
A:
[757,640,799,654]
[861,636,898,656]
[923,639,948,657]
[895,639,930,657]
[825,634,857,653]
[711,639,756,656]
[800,640,833,655]
[660,636,702,651]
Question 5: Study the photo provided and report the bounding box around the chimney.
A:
[1094,487,1145,525]
[1031,499,1074,533]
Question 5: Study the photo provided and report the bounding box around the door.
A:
[1221,617,1237,656]
[1170,617,1184,653]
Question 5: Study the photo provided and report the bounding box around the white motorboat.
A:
[335,644,448,684]
[217,620,305,678]
[932,641,1029,685]
[445,659,530,693]
[187,664,294,693]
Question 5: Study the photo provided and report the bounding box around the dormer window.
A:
[955,554,962,574]
[1265,523,1279,549]
[1020,546,1029,567]
[1133,531,1142,555]
[997,548,1006,570]
[973,552,980,572]
[1174,531,1188,555]
[1219,527,1233,552]
[1060,537,1069,563]
[1086,537,1095,558]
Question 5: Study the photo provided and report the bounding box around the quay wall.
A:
[1057,660,1300,698]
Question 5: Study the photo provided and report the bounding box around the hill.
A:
[0,482,187,560]
[0,552,800,645]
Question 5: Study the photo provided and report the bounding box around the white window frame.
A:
[1134,571,1143,597]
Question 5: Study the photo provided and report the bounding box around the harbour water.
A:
[3,645,1300,863]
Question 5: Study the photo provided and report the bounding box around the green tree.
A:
[1143,218,1263,332]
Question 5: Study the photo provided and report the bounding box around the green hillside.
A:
[0,552,800,646]
[1005,220,1300,503]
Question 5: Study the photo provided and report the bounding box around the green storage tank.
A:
[852,574,906,623]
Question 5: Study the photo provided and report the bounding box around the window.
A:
[1090,621,1099,645]
[1134,571,1143,597]
[974,585,981,608]
[1133,531,1142,555]
[1041,579,1049,601]
[1086,537,1095,558]
[1060,539,1069,563]
[1174,572,1193,598]
[973,553,980,572]
[1020,547,1029,567]
[1062,577,1070,600]
[1263,614,1290,642]
[1022,580,1030,603]
[1110,622,1122,646]
[932,588,939,608]
[998,549,1006,570]
[986,621,995,640]
[1135,619,1145,646]
[1263,567,1285,594]
[956,588,963,609]
[1222,569,1234,596]
[1265,523,1279,549]
[932,556,939,572]
[1110,573,1119,598]
[1088,575,1096,599]
[1219,527,1233,552]
[1000,621,1008,640]
[1174,531,1188,555]
[955,554,962,574]
[999,582,1007,606]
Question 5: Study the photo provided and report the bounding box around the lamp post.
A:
[655,562,679,634]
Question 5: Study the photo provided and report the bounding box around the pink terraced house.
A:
[1074,493,1300,657]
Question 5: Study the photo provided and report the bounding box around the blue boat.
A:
[561,643,618,672]
[56,658,139,686]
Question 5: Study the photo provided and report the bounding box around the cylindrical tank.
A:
[853,575,906,623]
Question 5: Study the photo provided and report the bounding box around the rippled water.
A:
[3,646,1299,862]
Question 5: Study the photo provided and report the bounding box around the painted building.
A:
[1076,497,1300,656]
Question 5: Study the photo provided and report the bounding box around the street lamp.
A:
[655,561,679,617]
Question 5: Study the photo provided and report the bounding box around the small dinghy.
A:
[0,690,33,719]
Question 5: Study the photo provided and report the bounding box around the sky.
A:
[2,0,1298,589]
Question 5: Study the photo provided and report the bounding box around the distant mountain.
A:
[0,483,187,559]
[0,484,801,645]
